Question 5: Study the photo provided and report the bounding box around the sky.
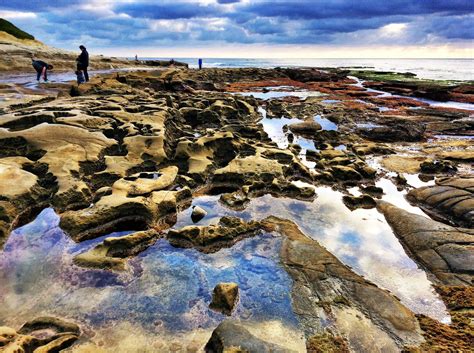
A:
[0,0,473,58]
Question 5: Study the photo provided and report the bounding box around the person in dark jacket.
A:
[32,59,53,82]
[76,45,89,82]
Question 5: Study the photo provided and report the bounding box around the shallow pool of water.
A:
[0,207,298,336]
[175,188,450,324]
[238,89,325,100]
[314,114,338,131]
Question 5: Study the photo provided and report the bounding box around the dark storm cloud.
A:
[115,2,222,19]
[241,0,474,20]
[1,0,473,48]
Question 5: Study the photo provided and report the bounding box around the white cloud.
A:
[0,10,37,19]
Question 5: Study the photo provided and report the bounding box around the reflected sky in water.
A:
[174,187,450,324]
[0,208,297,335]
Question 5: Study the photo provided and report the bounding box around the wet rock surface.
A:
[0,65,473,351]
[377,201,474,286]
[407,176,473,228]
[263,217,424,352]
[0,317,80,353]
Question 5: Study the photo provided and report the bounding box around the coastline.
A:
[0,65,472,352]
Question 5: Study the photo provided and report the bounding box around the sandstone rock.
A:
[357,116,425,142]
[330,165,362,181]
[407,177,473,228]
[167,216,261,253]
[420,159,457,174]
[204,320,293,353]
[288,120,322,135]
[73,229,162,270]
[377,201,474,285]
[342,194,376,211]
[0,317,81,353]
[209,282,239,315]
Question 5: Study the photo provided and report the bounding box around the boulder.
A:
[205,321,293,353]
[288,120,322,135]
[209,282,239,315]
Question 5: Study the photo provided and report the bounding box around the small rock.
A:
[209,282,239,315]
[191,206,207,223]
[342,194,376,211]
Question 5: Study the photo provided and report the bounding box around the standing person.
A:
[198,58,203,70]
[77,45,89,82]
[31,59,53,82]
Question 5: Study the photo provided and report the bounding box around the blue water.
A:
[0,208,297,333]
[142,58,474,81]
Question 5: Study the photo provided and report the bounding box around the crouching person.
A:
[32,59,53,82]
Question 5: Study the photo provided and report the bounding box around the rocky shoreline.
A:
[0,65,472,352]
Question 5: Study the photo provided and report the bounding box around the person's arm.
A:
[42,66,47,81]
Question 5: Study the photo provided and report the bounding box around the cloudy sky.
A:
[1,0,473,58]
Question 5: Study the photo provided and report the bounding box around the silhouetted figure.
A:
[135,54,138,61]
[32,59,53,82]
[198,58,203,70]
[76,45,89,82]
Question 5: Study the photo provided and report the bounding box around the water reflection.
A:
[0,208,297,335]
[175,188,449,323]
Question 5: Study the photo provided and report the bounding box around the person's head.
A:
[47,64,53,70]
[79,45,86,51]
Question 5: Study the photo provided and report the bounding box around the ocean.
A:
[145,58,474,81]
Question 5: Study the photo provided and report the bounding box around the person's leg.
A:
[42,67,47,81]
[36,69,41,81]
[84,68,89,82]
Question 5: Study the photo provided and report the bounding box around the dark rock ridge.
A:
[377,201,474,286]
[407,177,473,228]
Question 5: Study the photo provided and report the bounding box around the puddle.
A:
[356,122,383,129]
[237,89,324,100]
[348,75,474,111]
[322,99,340,104]
[314,114,338,131]
[0,207,299,342]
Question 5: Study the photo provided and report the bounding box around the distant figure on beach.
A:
[170,58,175,66]
[198,58,203,70]
[135,54,138,61]
[31,59,53,82]
[76,45,89,82]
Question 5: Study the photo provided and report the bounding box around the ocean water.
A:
[147,58,474,81]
